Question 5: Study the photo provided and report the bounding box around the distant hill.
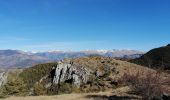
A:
[0,49,143,69]
[35,50,143,59]
[131,44,170,70]
[0,50,53,69]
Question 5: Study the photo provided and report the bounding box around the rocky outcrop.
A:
[0,72,7,87]
[52,61,90,87]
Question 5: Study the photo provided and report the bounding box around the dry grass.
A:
[121,70,169,99]
[2,87,141,100]
[72,56,168,80]
[2,56,170,99]
[2,94,90,100]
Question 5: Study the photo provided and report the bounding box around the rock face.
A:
[52,61,90,87]
[0,72,7,87]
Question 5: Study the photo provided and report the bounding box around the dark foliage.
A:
[19,62,58,89]
[85,94,139,100]
[131,45,170,70]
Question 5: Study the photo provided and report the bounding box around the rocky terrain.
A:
[0,56,169,100]
[52,61,90,87]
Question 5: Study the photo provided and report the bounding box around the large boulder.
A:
[52,61,90,87]
[0,72,7,87]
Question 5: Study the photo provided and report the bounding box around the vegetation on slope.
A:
[131,44,170,70]
[19,62,58,89]
[120,69,170,99]
[0,70,27,97]
[1,56,120,96]
[1,56,170,99]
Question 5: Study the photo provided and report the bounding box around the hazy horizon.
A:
[0,49,146,53]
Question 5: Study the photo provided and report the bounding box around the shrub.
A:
[33,83,46,96]
[47,84,59,95]
[1,77,27,96]
[120,70,169,99]
[58,83,73,94]
[19,62,58,89]
[47,83,80,95]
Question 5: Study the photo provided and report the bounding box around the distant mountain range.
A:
[0,49,144,69]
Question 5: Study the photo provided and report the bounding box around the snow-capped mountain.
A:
[0,49,144,69]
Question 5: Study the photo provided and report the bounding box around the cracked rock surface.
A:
[0,72,7,87]
[52,61,90,87]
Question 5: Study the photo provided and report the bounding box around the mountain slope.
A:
[131,44,170,70]
[0,50,54,69]
[0,56,170,99]
[0,50,143,69]
[18,57,168,94]
[36,50,143,59]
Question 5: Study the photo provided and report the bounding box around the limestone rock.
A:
[52,61,90,87]
[0,72,7,87]
[95,70,104,77]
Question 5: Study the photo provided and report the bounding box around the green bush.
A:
[33,83,46,96]
[19,62,58,89]
[1,77,27,96]
[47,83,81,95]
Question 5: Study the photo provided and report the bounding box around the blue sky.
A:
[0,0,169,52]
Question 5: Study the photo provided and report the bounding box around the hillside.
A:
[0,56,169,99]
[0,50,54,69]
[131,44,170,70]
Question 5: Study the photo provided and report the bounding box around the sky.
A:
[0,0,170,52]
